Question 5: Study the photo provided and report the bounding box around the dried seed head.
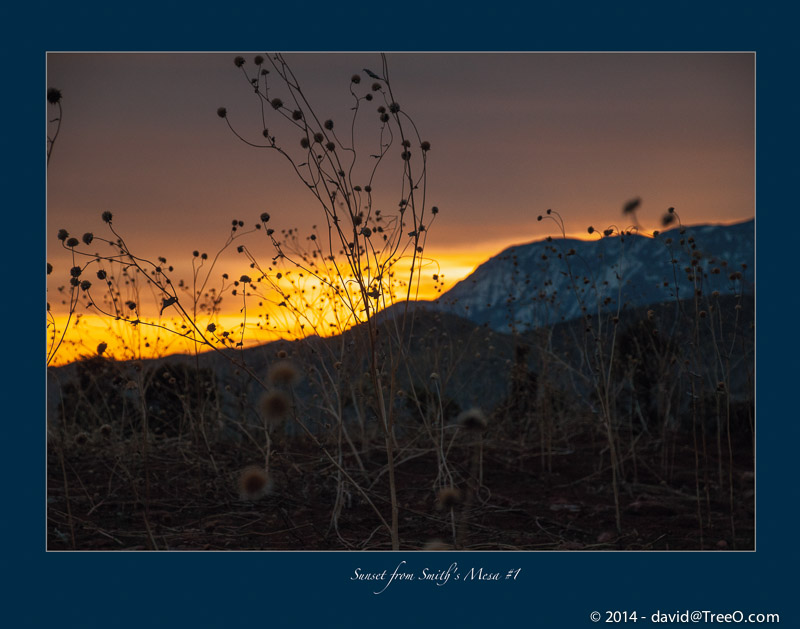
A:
[217,107,227,118]
[47,87,63,104]
[457,408,488,433]
[238,466,270,500]
[422,539,452,550]
[234,56,245,68]
[268,360,300,387]
[436,487,462,510]
[622,197,641,215]
[259,390,291,422]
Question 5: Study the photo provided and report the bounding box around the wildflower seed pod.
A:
[457,408,488,433]
[238,466,271,501]
[260,390,291,422]
[422,539,452,550]
[268,360,300,387]
[436,487,462,511]
[47,88,62,104]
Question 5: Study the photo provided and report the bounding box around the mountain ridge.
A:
[422,218,754,331]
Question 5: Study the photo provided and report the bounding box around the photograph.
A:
[46,51,754,553]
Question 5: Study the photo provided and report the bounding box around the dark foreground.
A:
[48,429,754,551]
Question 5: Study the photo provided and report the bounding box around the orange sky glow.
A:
[47,248,487,365]
[47,52,754,366]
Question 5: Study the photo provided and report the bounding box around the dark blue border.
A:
[13,2,795,627]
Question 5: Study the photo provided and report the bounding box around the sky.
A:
[46,52,754,364]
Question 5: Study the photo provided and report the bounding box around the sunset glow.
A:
[47,52,754,366]
[46,247,487,365]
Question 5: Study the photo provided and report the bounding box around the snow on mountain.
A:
[432,219,754,331]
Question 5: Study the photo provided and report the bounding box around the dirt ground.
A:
[47,430,754,551]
